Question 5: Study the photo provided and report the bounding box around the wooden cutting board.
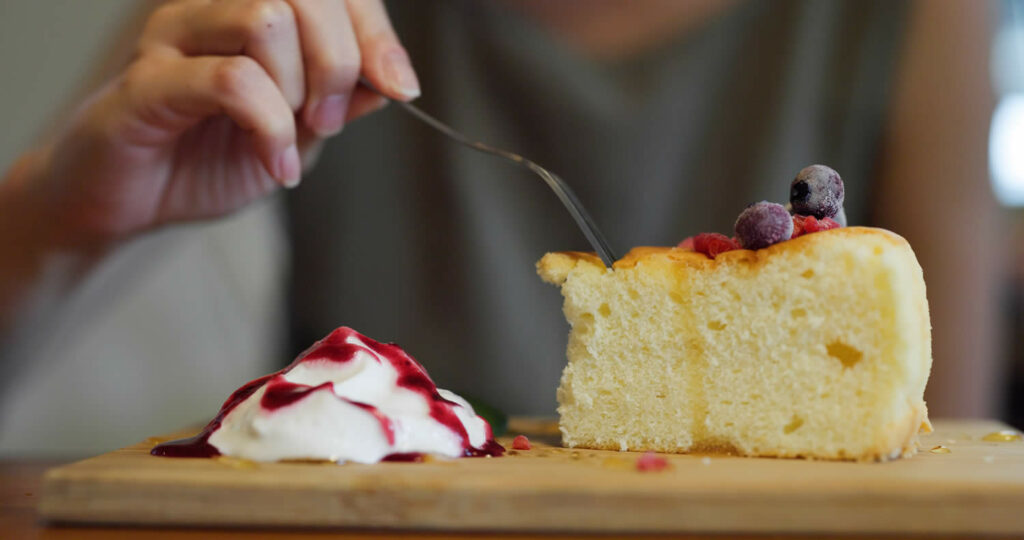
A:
[40,418,1024,535]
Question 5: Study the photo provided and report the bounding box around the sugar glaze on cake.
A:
[538,227,932,461]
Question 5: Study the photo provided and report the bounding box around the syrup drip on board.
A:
[152,327,503,460]
[982,430,1023,443]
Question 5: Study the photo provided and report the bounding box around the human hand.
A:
[29,0,418,246]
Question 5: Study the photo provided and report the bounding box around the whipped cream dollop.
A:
[152,327,503,463]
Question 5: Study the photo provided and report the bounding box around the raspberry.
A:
[511,435,531,450]
[816,217,841,232]
[791,215,804,238]
[676,236,695,250]
[734,201,793,250]
[636,451,669,472]
[692,233,740,259]
[791,215,841,238]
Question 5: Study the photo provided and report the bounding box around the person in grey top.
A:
[0,0,1003,453]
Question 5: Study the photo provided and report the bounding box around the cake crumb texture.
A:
[537,227,932,461]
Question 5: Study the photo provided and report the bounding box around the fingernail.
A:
[370,95,390,113]
[278,144,301,188]
[309,94,349,135]
[383,49,420,99]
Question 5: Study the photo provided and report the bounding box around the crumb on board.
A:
[636,451,669,472]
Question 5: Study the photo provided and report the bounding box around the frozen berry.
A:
[790,165,844,219]
[734,202,793,250]
[806,216,840,233]
[636,451,669,472]
[512,435,531,450]
[834,206,847,227]
[791,214,841,238]
[692,233,740,258]
[791,215,804,238]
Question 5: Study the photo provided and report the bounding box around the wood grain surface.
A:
[38,418,1024,535]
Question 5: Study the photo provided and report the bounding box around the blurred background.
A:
[0,0,1022,457]
[993,0,1024,435]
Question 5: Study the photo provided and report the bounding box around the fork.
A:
[358,79,619,268]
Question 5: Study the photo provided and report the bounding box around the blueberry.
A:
[790,165,844,219]
[734,201,794,250]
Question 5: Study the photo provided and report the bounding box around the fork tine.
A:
[528,166,618,268]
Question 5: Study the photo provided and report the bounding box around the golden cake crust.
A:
[539,227,909,282]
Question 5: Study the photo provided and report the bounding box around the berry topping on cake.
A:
[791,214,842,238]
[734,202,794,250]
[512,435,531,450]
[790,164,844,219]
[692,233,740,258]
[636,451,669,472]
[678,164,846,253]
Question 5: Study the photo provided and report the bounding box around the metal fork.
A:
[358,79,618,268]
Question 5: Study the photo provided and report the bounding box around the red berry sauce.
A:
[151,327,504,461]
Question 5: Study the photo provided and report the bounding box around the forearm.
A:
[2,0,415,343]
[0,148,109,339]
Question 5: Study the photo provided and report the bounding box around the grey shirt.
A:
[288,0,908,415]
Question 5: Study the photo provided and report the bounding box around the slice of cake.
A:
[538,166,932,461]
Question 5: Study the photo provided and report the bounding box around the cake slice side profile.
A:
[538,227,933,461]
